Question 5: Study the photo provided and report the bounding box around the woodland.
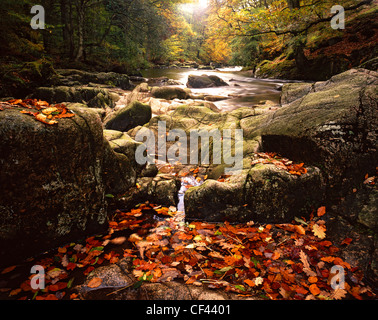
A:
[0,0,377,302]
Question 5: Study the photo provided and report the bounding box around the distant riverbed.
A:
[141,67,295,111]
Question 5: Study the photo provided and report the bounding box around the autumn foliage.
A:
[0,99,75,125]
[2,200,374,300]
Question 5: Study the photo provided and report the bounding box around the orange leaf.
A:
[58,246,67,253]
[87,277,102,288]
[317,206,326,217]
[308,276,318,283]
[294,225,306,235]
[321,256,336,263]
[309,284,321,296]
[1,265,17,274]
[244,279,255,287]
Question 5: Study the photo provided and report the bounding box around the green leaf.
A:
[105,194,114,198]
[294,217,308,226]
[67,277,75,289]
[90,246,104,252]
[214,266,233,274]
[250,256,259,267]
[234,285,245,291]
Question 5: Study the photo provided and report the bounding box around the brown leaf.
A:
[331,288,347,300]
[300,250,317,277]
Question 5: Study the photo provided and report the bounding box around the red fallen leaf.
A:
[48,282,67,292]
[341,237,353,246]
[66,262,76,271]
[36,294,59,300]
[83,266,94,275]
[317,206,326,217]
[20,280,32,292]
[1,265,17,274]
[294,285,308,295]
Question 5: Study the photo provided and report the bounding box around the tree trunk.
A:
[287,0,300,9]
[75,1,85,61]
[60,0,74,59]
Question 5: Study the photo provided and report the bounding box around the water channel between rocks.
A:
[141,66,298,216]
[141,66,295,111]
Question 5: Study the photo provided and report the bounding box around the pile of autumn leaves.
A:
[0,99,75,124]
[112,204,372,300]
[0,203,374,300]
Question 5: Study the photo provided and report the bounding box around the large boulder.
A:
[0,105,137,265]
[185,164,325,223]
[54,69,133,90]
[260,68,378,195]
[186,74,229,88]
[104,101,152,132]
[34,86,117,108]
[151,86,190,100]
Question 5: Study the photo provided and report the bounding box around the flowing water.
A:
[141,66,298,213]
[141,66,294,111]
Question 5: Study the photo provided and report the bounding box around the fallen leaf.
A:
[87,277,102,288]
[317,206,326,217]
[331,288,347,300]
[309,284,321,296]
[1,265,17,274]
[312,224,326,239]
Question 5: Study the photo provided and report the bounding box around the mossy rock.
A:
[104,101,152,132]
[151,86,190,100]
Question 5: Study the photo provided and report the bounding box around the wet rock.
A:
[186,74,229,88]
[34,86,116,108]
[76,259,136,299]
[204,95,229,102]
[185,164,325,223]
[55,69,133,90]
[104,100,152,132]
[0,105,136,265]
[260,68,378,195]
[151,86,190,100]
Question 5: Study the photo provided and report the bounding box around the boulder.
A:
[186,74,229,88]
[0,105,137,265]
[151,86,190,100]
[34,86,116,108]
[104,101,152,132]
[185,164,325,223]
[260,68,378,195]
[55,69,133,90]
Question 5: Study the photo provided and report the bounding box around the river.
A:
[141,66,294,111]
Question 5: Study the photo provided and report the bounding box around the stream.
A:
[142,66,297,213]
[141,66,293,111]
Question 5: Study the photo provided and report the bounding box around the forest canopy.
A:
[0,0,376,96]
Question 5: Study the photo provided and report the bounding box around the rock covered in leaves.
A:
[0,103,138,265]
